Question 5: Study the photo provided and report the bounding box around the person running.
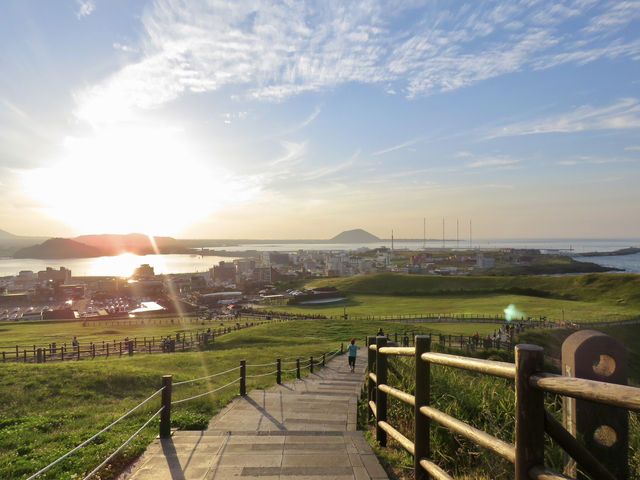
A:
[347,339,359,372]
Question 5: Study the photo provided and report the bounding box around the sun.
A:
[21,124,258,236]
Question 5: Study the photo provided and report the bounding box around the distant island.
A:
[328,229,381,243]
[12,234,189,259]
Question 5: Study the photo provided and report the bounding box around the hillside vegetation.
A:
[307,273,640,307]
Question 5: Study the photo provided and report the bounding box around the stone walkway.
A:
[120,354,388,480]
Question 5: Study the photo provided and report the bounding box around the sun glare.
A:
[21,125,258,235]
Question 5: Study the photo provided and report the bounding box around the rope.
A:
[281,367,299,373]
[83,407,163,480]
[173,366,241,386]
[246,370,278,379]
[26,387,164,480]
[246,362,277,368]
[172,378,240,405]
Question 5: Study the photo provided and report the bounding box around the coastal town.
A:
[0,243,610,321]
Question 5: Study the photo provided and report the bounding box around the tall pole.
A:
[391,229,394,251]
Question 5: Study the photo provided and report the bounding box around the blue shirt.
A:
[348,344,358,357]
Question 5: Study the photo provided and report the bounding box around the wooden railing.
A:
[0,320,276,363]
[367,334,639,480]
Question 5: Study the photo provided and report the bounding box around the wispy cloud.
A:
[466,157,520,169]
[487,98,640,139]
[72,0,640,124]
[269,141,307,166]
[373,136,423,156]
[76,0,95,19]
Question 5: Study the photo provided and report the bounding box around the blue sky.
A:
[1,0,639,239]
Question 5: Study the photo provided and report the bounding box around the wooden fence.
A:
[0,321,273,363]
[367,332,640,479]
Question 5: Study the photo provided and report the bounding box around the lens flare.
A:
[504,304,525,322]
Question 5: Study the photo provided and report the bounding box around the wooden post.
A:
[92,343,95,359]
[515,344,545,480]
[562,331,628,479]
[36,348,43,363]
[160,375,172,438]
[277,359,281,384]
[296,359,300,379]
[414,335,431,480]
[106,344,109,357]
[367,336,376,421]
[341,343,344,354]
[240,360,246,396]
[76,345,80,361]
[322,353,325,367]
[376,335,388,447]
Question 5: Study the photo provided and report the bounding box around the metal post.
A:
[322,353,325,367]
[277,358,281,384]
[310,356,314,374]
[515,344,545,480]
[376,336,388,447]
[296,359,300,379]
[240,360,246,396]
[160,375,172,438]
[415,336,431,480]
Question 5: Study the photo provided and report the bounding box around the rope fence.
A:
[26,342,346,479]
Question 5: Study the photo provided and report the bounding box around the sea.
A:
[0,238,639,277]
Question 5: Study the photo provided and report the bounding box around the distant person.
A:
[347,339,359,373]
[377,328,384,337]
[72,336,79,348]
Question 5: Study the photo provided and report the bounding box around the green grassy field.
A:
[306,273,640,307]
[264,293,639,323]
[1,313,638,479]
[1,315,502,480]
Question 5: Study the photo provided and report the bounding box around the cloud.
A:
[373,136,423,156]
[487,98,640,138]
[76,0,95,19]
[73,0,640,124]
[466,157,520,168]
[270,141,307,166]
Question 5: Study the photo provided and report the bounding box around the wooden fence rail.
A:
[367,332,638,480]
[1,321,271,364]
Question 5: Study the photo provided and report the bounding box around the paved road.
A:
[120,354,388,480]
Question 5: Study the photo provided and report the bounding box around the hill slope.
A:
[13,238,106,259]
[307,273,640,307]
[329,229,380,243]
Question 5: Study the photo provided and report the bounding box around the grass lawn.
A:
[262,293,639,323]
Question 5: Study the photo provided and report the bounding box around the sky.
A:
[1,0,639,240]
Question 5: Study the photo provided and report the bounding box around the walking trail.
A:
[120,354,388,480]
